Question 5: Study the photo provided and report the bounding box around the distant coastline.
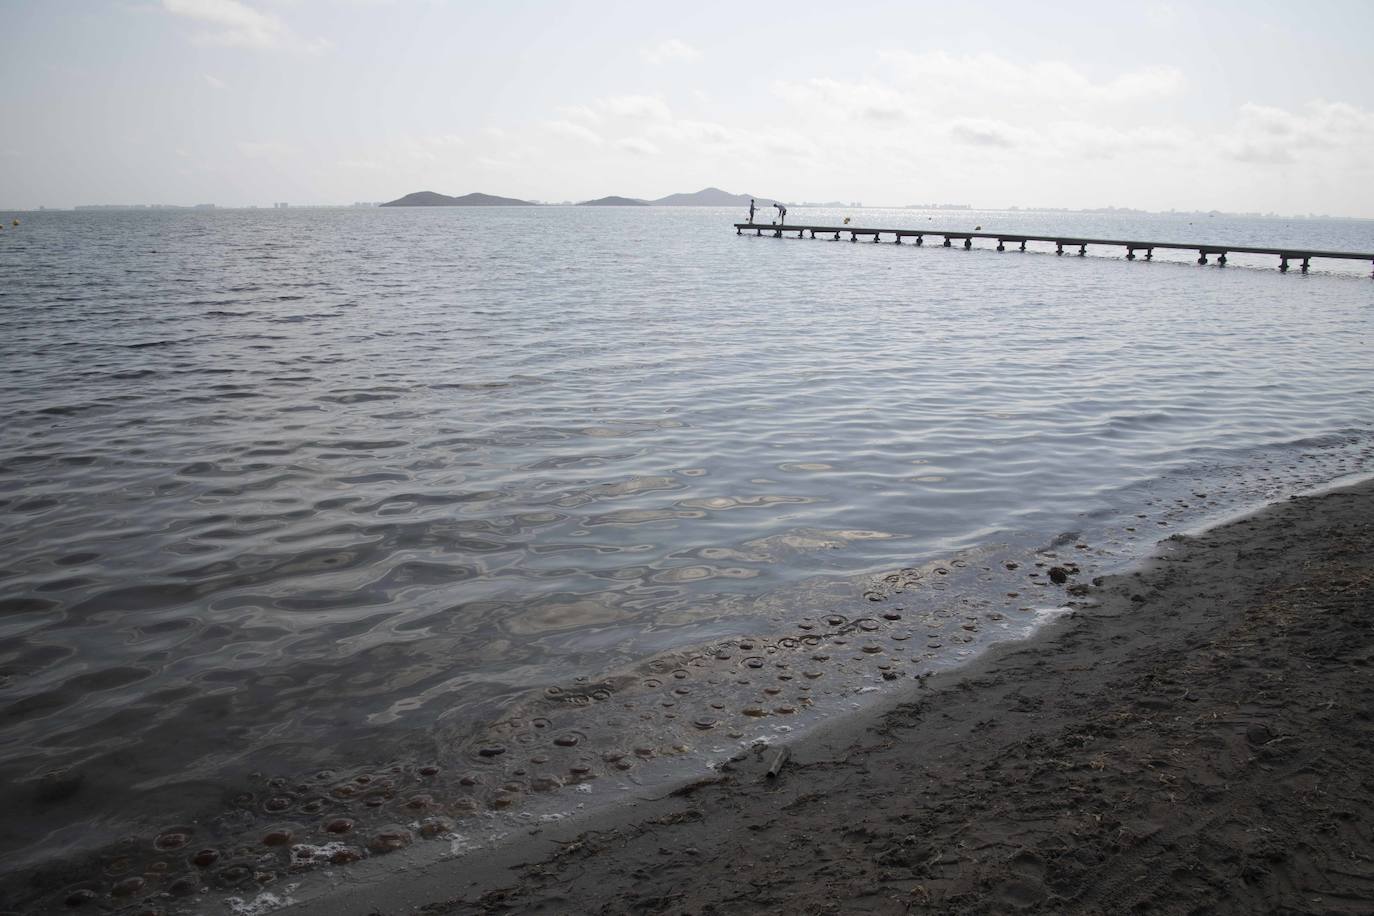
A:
[13,197,1365,221]
[378,191,534,207]
[577,196,649,207]
[378,187,780,208]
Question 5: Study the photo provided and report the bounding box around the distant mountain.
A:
[577,195,650,206]
[651,187,777,207]
[378,187,779,208]
[379,191,534,207]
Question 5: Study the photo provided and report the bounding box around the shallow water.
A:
[1,206,1372,910]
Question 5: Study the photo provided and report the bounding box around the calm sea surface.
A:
[1,206,1372,910]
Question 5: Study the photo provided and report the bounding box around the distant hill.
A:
[651,187,777,207]
[379,191,534,207]
[578,196,649,206]
[378,187,779,208]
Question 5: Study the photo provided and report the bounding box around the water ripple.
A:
[0,206,1371,911]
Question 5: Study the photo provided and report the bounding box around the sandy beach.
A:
[282,478,1374,916]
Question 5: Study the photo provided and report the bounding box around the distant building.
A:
[274,202,290,209]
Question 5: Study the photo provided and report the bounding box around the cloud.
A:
[772,78,911,124]
[641,39,701,65]
[161,0,329,52]
[203,73,226,89]
[948,117,1029,149]
[475,156,517,171]
[1143,2,1178,25]
[392,134,465,163]
[597,94,673,122]
[1047,122,1187,160]
[647,118,737,146]
[548,94,741,162]
[875,51,1184,107]
[616,137,661,156]
[1095,66,1186,102]
[544,120,603,146]
[1224,100,1374,165]
[765,52,1197,179]
[558,104,600,125]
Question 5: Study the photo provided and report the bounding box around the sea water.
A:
[1,206,1371,910]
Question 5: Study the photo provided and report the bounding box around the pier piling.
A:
[734,221,1374,276]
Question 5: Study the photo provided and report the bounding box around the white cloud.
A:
[1143,2,1179,25]
[1224,100,1374,165]
[772,78,911,124]
[641,39,701,65]
[763,52,1201,188]
[161,0,328,52]
[544,120,604,146]
[874,51,1184,107]
[948,117,1031,149]
[636,118,750,164]
[391,134,466,163]
[1102,67,1186,100]
[558,104,600,125]
[203,73,226,89]
[616,137,661,156]
[1047,122,1187,160]
[597,94,673,122]
[475,156,516,171]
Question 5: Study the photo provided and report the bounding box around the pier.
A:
[734,222,1374,275]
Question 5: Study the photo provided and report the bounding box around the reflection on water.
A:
[0,206,1372,910]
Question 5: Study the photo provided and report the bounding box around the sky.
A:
[2,0,1373,215]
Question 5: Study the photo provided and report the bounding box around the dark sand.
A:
[291,480,1374,916]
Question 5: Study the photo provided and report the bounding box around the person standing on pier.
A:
[775,202,787,225]
[749,199,756,223]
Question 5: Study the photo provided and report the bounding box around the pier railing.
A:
[734,222,1374,275]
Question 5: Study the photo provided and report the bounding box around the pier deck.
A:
[734,222,1374,274]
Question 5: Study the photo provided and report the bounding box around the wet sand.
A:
[286,479,1374,916]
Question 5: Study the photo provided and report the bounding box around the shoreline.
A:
[278,478,1374,915]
